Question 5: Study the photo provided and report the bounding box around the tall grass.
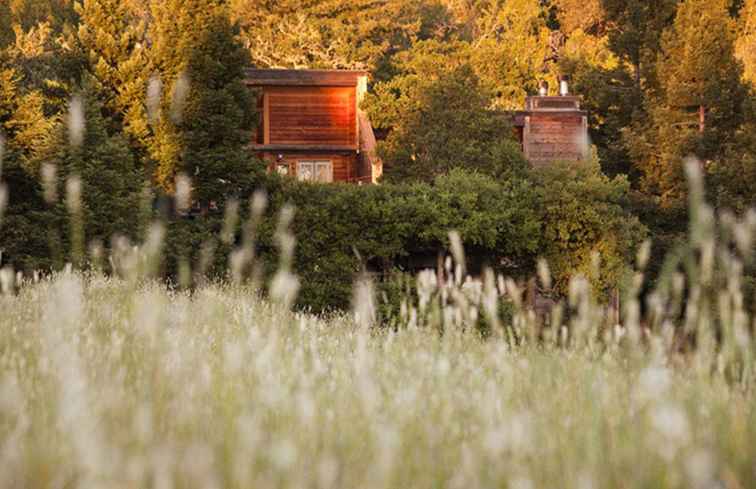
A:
[0,161,754,488]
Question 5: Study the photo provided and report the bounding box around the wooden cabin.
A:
[245,69,382,184]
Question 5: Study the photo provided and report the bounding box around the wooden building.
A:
[245,69,588,183]
[245,69,382,184]
[512,95,589,166]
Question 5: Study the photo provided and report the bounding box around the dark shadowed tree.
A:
[376,64,528,184]
[626,0,750,206]
[38,89,144,249]
[601,0,678,87]
[179,15,262,207]
[147,0,262,202]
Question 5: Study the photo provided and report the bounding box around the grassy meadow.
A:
[0,164,755,489]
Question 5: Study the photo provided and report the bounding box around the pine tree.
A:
[147,0,261,203]
[0,43,57,271]
[627,0,749,205]
[75,0,150,145]
[179,14,261,206]
[38,88,144,247]
[0,146,53,271]
[601,0,678,87]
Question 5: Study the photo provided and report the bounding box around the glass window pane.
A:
[316,162,332,182]
[297,162,313,181]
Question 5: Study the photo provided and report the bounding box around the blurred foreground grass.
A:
[0,273,754,488]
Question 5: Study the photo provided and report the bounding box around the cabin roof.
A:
[244,69,368,87]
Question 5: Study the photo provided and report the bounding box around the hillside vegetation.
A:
[1,0,755,312]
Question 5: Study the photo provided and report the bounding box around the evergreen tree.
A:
[147,0,261,203]
[180,15,262,206]
[0,149,53,271]
[601,0,678,87]
[75,0,150,145]
[38,89,144,248]
[709,121,756,213]
[0,49,56,271]
[377,64,528,183]
[627,0,749,205]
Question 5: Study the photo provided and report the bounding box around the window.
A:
[297,160,333,183]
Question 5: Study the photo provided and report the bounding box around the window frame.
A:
[297,159,334,183]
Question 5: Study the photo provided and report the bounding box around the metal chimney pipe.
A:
[539,80,549,97]
[559,75,570,96]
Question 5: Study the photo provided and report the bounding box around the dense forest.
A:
[0,0,755,311]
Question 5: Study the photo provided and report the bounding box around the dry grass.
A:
[0,162,754,488]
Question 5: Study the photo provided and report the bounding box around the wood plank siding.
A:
[513,96,588,166]
[267,87,356,146]
[524,113,586,165]
[245,69,382,184]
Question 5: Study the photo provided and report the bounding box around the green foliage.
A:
[157,169,542,312]
[626,0,752,207]
[0,149,52,271]
[531,156,646,296]
[146,0,261,202]
[0,0,753,318]
[373,63,528,183]
[416,169,541,257]
[558,30,639,177]
[709,121,756,213]
[363,39,470,130]
[600,0,678,84]
[146,0,223,192]
[178,15,262,206]
[658,0,744,113]
[36,91,145,253]
[75,0,150,145]
[260,170,539,311]
[155,163,643,312]
[468,0,552,109]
